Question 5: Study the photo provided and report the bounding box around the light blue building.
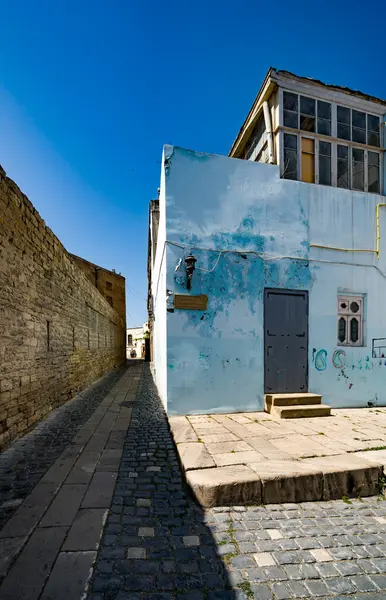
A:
[148,69,386,415]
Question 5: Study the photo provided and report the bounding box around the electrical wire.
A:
[153,238,386,303]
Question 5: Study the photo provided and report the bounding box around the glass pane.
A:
[367,131,380,147]
[352,148,364,191]
[300,96,315,116]
[352,110,366,129]
[353,148,364,162]
[283,91,298,112]
[368,114,380,132]
[283,148,298,180]
[319,141,331,156]
[352,127,366,144]
[317,118,331,136]
[338,317,346,343]
[319,155,331,186]
[338,145,349,159]
[337,106,350,125]
[350,301,360,313]
[337,160,349,189]
[350,318,359,343]
[367,114,380,145]
[284,133,297,149]
[300,115,315,132]
[368,151,380,194]
[337,123,350,140]
[284,110,298,128]
[318,100,331,120]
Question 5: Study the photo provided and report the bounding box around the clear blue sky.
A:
[0,0,384,326]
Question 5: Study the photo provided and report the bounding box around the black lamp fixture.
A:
[185,254,197,290]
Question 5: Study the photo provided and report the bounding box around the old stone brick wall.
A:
[0,165,126,451]
[69,254,126,324]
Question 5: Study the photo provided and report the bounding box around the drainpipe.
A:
[263,101,275,164]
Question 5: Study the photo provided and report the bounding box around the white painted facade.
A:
[150,71,386,415]
[126,323,148,359]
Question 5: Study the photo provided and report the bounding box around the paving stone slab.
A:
[0,527,68,600]
[62,509,107,551]
[186,465,261,507]
[248,460,323,504]
[176,443,215,471]
[0,536,27,577]
[96,449,123,471]
[169,417,198,443]
[66,453,101,484]
[303,454,382,500]
[40,484,87,527]
[40,550,96,600]
[41,454,80,484]
[355,449,386,468]
[0,482,60,538]
[81,472,117,508]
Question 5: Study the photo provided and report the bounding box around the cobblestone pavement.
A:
[0,364,127,532]
[88,365,386,600]
[1,361,386,599]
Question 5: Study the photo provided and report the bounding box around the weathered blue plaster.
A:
[151,145,386,415]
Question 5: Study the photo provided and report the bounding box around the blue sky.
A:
[0,0,384,325]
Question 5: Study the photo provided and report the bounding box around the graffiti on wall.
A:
[314,349,327,371]
[332,349,346,369]
[372,338,386,359]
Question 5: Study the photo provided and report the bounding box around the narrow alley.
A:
[0,362,384,599]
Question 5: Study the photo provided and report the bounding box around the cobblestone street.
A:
[1,362,386,599]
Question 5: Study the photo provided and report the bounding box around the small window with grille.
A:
[337,296,364,346]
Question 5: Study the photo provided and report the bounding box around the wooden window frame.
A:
[279,88,383,194]
[337,295,364,347]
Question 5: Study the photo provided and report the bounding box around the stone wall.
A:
[69,254,126,324]
[0,165,126,451]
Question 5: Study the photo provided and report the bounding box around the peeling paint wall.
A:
[153,144,386,414]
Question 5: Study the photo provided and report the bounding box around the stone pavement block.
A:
[66,453,100,484]
[81,472,117,508]
[0,527,68,600]
[186,465,261,507]
[96,449,123,471]
[198,434,240,443]
[0,482,60,538]
[83,433,109,454]
[214,451,265,467]
[169,416,198,443]
[62,508,107,551]
[303,454,382,500]
[105,430,126,449]
[40,484,87,527]
[41,454,79,484]
[356,449,386,468]
[176,442,215,471]
[248,460,323,503]
[0,536,27,576]
[205,441,253,454]
[40,550,96,600]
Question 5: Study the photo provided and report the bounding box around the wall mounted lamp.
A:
[185,254,197,290]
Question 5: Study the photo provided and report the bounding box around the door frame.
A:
[264,287,309,393]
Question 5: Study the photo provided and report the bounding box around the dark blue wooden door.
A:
[264,288,308,393]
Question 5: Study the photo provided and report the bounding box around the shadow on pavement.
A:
[87,363,237,600]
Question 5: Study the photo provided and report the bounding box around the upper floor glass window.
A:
[337,106,380,147]
[283,90,381,149]
[281,89,382,192]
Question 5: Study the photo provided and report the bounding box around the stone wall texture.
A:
[0,165,126,451]
[69,254,126,324]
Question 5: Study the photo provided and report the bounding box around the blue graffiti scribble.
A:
[315,349,327,371]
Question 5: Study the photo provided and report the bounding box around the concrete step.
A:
[265,393,322,413]
[270,404,331,419]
